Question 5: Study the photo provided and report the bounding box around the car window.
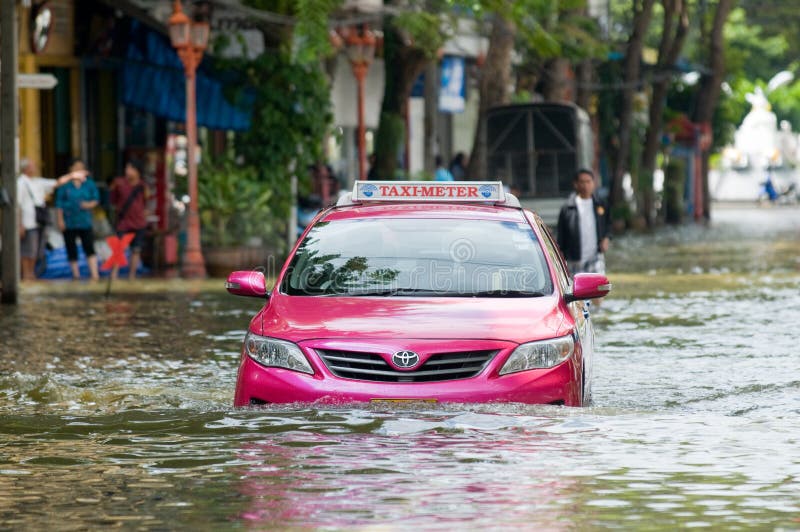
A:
[282,218,554,297]
[537,220,571,292]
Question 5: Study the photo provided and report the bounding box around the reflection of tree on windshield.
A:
[285,227,400,295]
[290,254,401,295]
[343,256,367,275]
[369,267,400,284]
[328,257,400,292]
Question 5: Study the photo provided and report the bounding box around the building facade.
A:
[15,0,487,198]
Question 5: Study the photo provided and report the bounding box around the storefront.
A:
[18,0,81,178]
[14,0,254,274]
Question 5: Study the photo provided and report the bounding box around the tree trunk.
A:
[611,0,655,222]
[692,0,734,221]
[575,59,593,112]
[639,0,689,226]
[663,158,686,224]
[467,14,516,180]
[373,19,429,180]
[541,57,574,102]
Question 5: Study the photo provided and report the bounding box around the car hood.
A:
[257,294,568,344]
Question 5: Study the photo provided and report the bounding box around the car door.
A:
[531,214,594,404]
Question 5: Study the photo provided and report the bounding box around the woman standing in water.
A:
[55,159,100,281]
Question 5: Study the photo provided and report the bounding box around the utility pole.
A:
[1,0,20,304]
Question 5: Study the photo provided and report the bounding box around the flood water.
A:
[1,205,799,530]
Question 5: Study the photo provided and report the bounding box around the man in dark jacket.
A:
[557,168,611,274]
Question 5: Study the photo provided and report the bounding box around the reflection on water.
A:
[1,206,799,529]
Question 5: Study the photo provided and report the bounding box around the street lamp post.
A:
[169,0,209,278]
[342,26,376,181]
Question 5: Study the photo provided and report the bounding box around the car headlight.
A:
[498,335,575,375]
[244,332,314,375]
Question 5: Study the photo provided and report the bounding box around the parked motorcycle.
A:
[758,175,798,205]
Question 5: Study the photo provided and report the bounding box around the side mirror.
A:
[226,271,269,298]
[566,273,611,302]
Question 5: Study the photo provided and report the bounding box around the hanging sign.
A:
[439,56,466,113]
[17,73,58,90]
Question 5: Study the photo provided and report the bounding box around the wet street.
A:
[1,204,799,530]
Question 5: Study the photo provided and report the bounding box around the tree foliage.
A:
[739,0,800,74]
[293,0,344,64]
[207,0,337,249]
[215,51,332,227]
[373,2,452,180]
[767,80,800,131]
[198,156,276,248]
[229,0,800,231]
[517,0,604,61]
[243,53,330,196]
[724,8,788,85]
[241,0,342,62]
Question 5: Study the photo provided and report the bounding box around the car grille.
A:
[316,349,498,382]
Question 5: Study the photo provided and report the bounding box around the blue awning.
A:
[122,20,254,131]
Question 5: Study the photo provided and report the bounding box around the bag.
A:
[34,205,51,227]
[24,179,50,227]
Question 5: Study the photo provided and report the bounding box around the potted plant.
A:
[197,156,284,277]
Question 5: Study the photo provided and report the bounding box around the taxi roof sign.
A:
[352,181,507,203]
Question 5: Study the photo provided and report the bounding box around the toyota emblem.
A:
[392,350,420,369]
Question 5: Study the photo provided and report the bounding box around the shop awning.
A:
[122,20,254,131]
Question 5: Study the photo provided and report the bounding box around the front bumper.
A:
[234,339,583,407]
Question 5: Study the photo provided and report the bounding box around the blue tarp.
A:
[122,20,254,131]
[39,247,148,280]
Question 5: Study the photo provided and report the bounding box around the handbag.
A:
[24,179,51,227]
[35,205,50,227]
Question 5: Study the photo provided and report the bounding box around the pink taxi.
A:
[227,181,611,407]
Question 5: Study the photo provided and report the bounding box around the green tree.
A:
[465,8,516,180]
[372,0,600,181]
[210,1,338,246]
[463,0,601,179]
[242,0,342,59]
[638,0,689,227]
[724,7,788,84]
[373,3,450,180]
[768,79,800,131]
[739,0,800,77]
[514,0,604,104]
[692,0,734,220]
[612,0,655,218]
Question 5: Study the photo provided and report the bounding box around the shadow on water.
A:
[1,205,799,528]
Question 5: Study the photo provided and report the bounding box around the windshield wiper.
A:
[462,290,547,298]
[318,288,547,297]
[340,288,400,296]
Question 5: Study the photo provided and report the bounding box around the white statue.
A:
[734,87,780,169]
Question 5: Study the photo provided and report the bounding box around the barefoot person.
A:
[55,160,100,281]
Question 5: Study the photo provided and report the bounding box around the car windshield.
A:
[282,217,554,297]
